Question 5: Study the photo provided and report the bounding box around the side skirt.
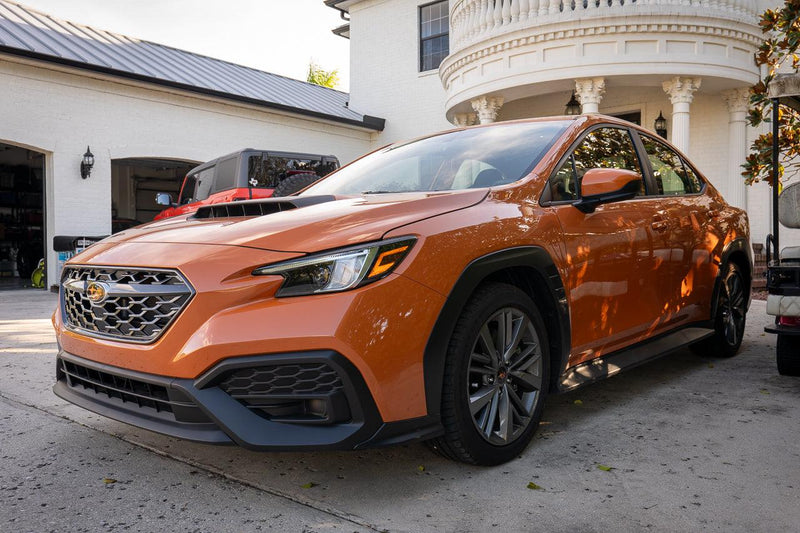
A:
[557,326,714,393]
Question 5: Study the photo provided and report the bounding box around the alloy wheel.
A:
[720,270,746,346]
[467,307,543,446]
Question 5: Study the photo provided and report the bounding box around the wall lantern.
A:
[564,93,581,116]
[80,146,94,179]
[654,111,667,139]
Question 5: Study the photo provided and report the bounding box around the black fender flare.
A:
[421,246,570,417]
[710,238,753,319]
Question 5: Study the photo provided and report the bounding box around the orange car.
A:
[53,115,751,465]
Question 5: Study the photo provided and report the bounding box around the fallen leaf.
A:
[102,478,117,484]
[573,399,583,406]
[300,482,318,489]
[417,465,425,472]
[539,421,552,426]
[760,389,770,395]
[707,363,714,368]
[527,482,543,490]
[596,464,614,472]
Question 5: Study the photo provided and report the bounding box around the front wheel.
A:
[428,283,549,465]
[777,334,800,376]
[691,263,747,358]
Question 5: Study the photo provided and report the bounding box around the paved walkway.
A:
[0,289,798,532]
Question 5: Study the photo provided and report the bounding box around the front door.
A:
[547,126,661,366]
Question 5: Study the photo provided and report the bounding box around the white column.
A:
[574,77,605,114]
[452,112,478,127]
[471,96,504,124]
[721,87,750,209]
[662,76,702,154]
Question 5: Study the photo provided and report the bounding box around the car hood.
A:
[105,190,489,253]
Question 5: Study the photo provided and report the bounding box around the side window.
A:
[178,174,196,205]
[548,127,643,202]
[193,167,215,202]
[248,156,335,189]
[642,136,702,195]
[212,157,238,193]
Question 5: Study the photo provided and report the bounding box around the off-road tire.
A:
[271,173,320,197]
[691,263,747,358]
[427,282,549,465]
[777,334,800,376]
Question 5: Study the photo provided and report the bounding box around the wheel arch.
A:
[422,247,571,417]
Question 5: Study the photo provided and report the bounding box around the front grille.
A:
[61,266,193,343]
[58,358,174,414]
[219,363,345,397]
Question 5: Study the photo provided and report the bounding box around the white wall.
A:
[348,0,453,145]
[0,57,375,287]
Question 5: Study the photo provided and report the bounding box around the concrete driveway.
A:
[1,289,797,532]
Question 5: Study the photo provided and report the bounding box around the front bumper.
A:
[54,350,441,450]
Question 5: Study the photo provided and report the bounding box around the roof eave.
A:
[0,46,385,132]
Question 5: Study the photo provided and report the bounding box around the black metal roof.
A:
[0,0,384,130]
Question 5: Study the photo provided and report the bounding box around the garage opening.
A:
[0,142,45,290]
[111,158,198,230]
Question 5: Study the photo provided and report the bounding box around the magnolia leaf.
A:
[102,478,117,484]
[527,482,543,490]
[300,482,318,489]
[596,464,614,472]
[573,399,583,406]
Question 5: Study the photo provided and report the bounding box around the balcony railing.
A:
[450,0,759,50]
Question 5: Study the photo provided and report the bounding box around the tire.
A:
[691,262,747,358]
[271,173,320,197]
[427,282,549,465]
[777,334,800,376]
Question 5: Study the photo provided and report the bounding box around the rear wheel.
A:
[428,283,549,465]
[777,334,800,376]
[691,263,747,358]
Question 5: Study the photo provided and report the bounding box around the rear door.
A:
[546,126,663,365]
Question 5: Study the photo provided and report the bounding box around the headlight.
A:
[254,237,416,297]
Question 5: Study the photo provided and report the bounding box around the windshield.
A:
[302,121,571,196]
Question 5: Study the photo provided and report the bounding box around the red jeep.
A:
[154,149,339,220]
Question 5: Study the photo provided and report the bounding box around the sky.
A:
[15,0,352,90]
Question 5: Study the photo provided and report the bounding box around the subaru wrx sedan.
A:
[53,115,751,465]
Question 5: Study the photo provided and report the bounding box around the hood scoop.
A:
[193,195,336,219]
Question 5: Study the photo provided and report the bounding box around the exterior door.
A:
[547,126,661,366]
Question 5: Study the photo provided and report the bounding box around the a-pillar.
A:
[721,88,750,209]
[471,96,504,124]
[574,78,605,114]
[662,76,702,154]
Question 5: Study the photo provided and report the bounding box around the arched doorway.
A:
[0,142,45,289]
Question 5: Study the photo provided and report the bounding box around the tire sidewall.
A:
[448,284,549,465]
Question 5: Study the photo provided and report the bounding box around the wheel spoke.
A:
[507,385,531,417]
[495,311,508,360]
[503,315,526,363]
[470,351,492,367]
[479,324,499,368]
[510,369,541,392]
[481,390,500,438]
[470,386,496,415]
[497,387,513,442]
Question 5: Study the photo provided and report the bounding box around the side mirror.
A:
[155,192,174,207]
[574,168,641,213]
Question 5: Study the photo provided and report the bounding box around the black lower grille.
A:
[59,359,174,414]
[218,363,345,397]
[217,362,349,423]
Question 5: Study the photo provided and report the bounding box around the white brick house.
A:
[326,0,787,249]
